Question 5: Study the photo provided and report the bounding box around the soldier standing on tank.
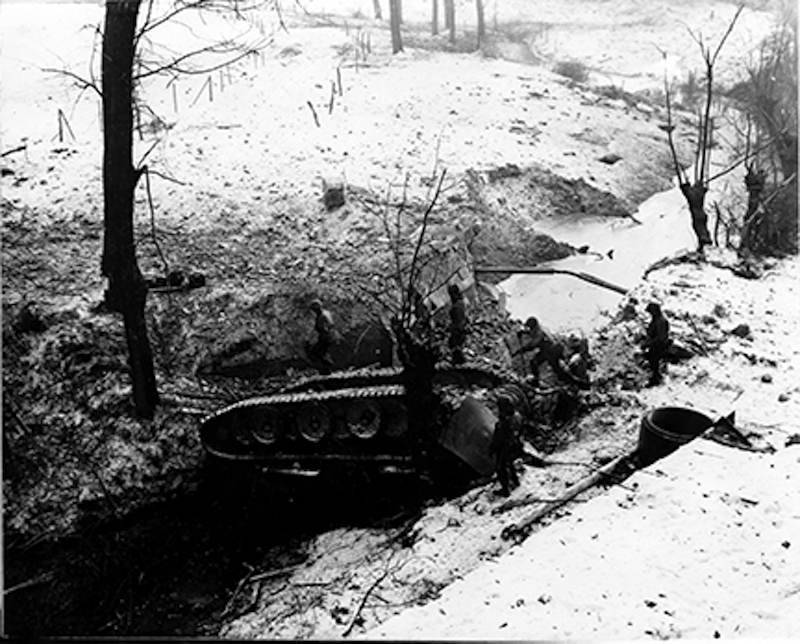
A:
[490,396,522,497]
[308,299,336,375]
[642,302,670,386]
[447,283,468,365]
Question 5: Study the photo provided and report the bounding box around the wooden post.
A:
[307,101,320,127]
[56,109,76,142]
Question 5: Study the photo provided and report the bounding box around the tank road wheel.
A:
[233,425,255,446]
[346,400,381,439]
[383,401,408,438]
[297,402,331,443]
[232,409,255,446]
[250,405,280,445]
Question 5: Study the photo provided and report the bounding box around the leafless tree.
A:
[389,0,403,53]
[444,0,455,44]
[732,7,798,254]
[101,0,272,418]
[662,7,744,251]
[476,0,486,47]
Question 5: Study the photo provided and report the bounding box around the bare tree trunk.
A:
[476,0,486,47]
[389,0,403,53]
[372,0,382,20]
[431,0,438,35]
[445,0,456,44]
[679,182,713,250]
[102,0,160,419]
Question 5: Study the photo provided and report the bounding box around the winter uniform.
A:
[643,302,670,386]
[448,284,468,365]
[515,317,582,388]
[308,300,336,374]
[490,396,522,497]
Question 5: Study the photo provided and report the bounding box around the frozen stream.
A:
[499,183,700,335]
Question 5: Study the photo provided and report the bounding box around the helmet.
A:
[524,316,539,330]
[496,395,514,411]
[646,302,661,314]
[310,299,323,312]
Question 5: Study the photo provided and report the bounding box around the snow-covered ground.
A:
[367,252,800,640]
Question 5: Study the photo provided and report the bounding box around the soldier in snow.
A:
[447,284,468,365]
[642,302,670,386]
[307,299,336,375]
[490,395,522,497]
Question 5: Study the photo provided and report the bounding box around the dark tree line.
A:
[662,5,797,256]
[385,0,487,53]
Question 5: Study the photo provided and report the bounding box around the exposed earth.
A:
[1,0,797,639]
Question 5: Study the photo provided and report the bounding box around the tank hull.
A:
[199,364,526,478]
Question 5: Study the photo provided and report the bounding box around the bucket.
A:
[637,407,713,466]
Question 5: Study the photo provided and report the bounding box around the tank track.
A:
[206,383,405,419]
[282,366,404,393]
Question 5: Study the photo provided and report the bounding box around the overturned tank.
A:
[199,363,530,480]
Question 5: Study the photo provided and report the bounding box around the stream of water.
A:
[499,183,698,335]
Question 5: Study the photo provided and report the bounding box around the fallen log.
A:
[474,265,628,295]
[500,452,632,543]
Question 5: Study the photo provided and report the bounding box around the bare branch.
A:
[342,568,390,637]
[136,138,161,168]
[41,67,102,98]
[406,170,446,324]
[142,167,171,275]
[694,5,744,185]
[145,169,188,185]
[659,50,688,184]
[706,132,785,183]
[134,38,268,80]
[710,5,745,67]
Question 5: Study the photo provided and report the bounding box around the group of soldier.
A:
[306,284,472,374]
[306,291,673,497]
[492,300,673,496]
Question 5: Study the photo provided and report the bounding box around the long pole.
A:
[474,266,628,295]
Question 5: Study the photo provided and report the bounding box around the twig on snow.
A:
[342,569,391,637]
[223,563,255,618]
[3,572,56,596]
[1,144,27,158]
